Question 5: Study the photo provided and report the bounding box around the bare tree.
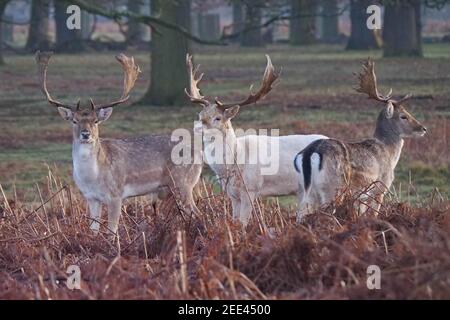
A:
[26,0,51,50]
[321,0,339,43]
[346,0,378,50]
[241,1,263,47]
[383,0,422,57]
[126,0,148,46]
[290,0,318,45]
[54,0,84,51]
[140,0,191,106]
[232,0,244,42]
[0,0,9,65]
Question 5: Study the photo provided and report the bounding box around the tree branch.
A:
[222,3,350,41]
[62,0,227,45]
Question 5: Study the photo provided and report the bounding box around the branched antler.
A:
[185,54,209,106]
[36,51,77,110]
[354,58,392,103]
[215,55,280,110]
[36,52,141,111]
[95,53,141,110]
[355,58,412,105]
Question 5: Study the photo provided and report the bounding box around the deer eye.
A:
[400,115,408,120]
[72,120,78,124]
[94,120,99,124]
[214,117,221,122]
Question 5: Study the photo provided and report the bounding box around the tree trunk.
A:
[126,0,147,46]
[321,0,339,43]
[0,0,8,65]
[80,10,93,40]
[26,0,51,51]
[198,14,221,42]
[54,1,84,52]
[232,1,243,42]
[241,1,263,47]
[414,0,423,56]
[383,0,422,57]
[290,0,317,46]
[141,0,191,106]
[346,0,378,50]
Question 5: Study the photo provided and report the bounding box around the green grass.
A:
[395,163,450,197]
[1,43,449,199]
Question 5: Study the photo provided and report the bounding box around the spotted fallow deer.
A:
[294,58,427,222]
[185,54,328,226]
[36,51,202,236]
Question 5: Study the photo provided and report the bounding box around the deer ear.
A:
[224,105,240,120]
[385,101,394,119]
[96,107,113,123]
[57,107,73,121]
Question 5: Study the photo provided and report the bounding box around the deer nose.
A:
[81,131,90,139]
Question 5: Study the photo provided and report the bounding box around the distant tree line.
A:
[0,0,449,104]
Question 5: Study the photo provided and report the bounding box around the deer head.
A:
[185,54,279,135]
[36,51,141,144]
[355,58,427,139]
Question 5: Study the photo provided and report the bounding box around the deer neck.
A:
[373,114,404,168]
[203,121,239,178]
[72,138,104,177]
[223,122,238,155]
[374,113,403,146]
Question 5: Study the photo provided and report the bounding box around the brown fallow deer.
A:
[36,51,202,237]
[294,58,427,222]
[185,54,328,226]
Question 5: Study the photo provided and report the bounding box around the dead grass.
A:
[1,45,449,299]
[1,44,449,195]
[0,170,449,299]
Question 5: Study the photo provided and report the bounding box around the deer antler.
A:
[185,54,209,106]
[36,51,77,110]
[95,53,141,110]
[354,58,393,103]
[215,55,279,110]
[394,93,413,105]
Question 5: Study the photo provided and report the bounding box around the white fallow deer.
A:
[294,58,427,222]
[185,54,328,226]
[36,51,202,237]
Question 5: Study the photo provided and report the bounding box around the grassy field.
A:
[1,44,450,300]
[1,44,449,202]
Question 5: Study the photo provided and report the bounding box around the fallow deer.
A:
[294,58,427,222]
[185,54,328,226]
[36,51,202,236]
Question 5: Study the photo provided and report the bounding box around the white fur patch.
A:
[73,144,101,200]
[310,153,322,186]
[294,154,303,173]
[310,153,321,172]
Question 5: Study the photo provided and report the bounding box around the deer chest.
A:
[72,148,104,201]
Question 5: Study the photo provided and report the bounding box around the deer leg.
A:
[297,190,320,223]
[296,182,310,223]
[178,187,200,217]
[365,192,385,216]
[239,191,255,227]
[107,198,122,237]
[230,197,241,221]
[87,199,102,234]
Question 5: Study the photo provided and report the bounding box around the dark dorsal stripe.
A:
[297,139,324,192]
[293,152,301,173]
